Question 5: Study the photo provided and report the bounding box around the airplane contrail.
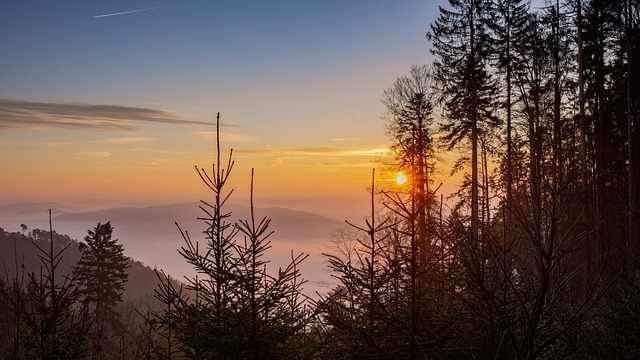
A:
[94,5,171,18]
[94,1,196,18]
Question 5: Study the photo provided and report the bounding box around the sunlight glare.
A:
[395,172,407,185]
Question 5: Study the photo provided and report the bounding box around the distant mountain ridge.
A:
[0,201,346,297]
[0,201,75,217]
[55,201,340,227]
[1,201,343,238]
[53,201,342,242]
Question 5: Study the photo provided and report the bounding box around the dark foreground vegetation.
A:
[2,0,640,358]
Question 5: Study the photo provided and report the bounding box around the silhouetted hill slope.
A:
[0,226,174,300]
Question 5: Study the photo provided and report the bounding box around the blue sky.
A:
[2,1,437,105]
[0,0,444,217]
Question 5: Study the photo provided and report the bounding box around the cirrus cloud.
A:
[101,137,155,144]
[191,131,255,143]
[235,146,389,157]
[74,151,112,159]
[0,98,236,131]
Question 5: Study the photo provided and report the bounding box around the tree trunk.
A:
[627,0,638,253]
[471,1,480,246]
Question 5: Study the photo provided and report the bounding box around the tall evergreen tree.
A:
[575,0,635,263]
[486,0,531,238]
[428,0,500,245]
[77,221,129,359]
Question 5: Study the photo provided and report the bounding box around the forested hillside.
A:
[0,227,169,301]
[0,224,185,358]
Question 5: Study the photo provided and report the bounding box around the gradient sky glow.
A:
[1,0,447,218]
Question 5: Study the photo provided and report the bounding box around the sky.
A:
[0,0,447,219]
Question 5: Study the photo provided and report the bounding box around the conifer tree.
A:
[321,170,398,358]
[232,169,309,359]
[77,221,129,359]
[0,214,92,359]
[151,113,313,359]
[626,0,640,249]
[486,0,530,237]
[428,0,500,245]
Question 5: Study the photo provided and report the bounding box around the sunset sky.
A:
[1,0,446,219]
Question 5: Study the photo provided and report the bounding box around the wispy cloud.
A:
[235,146,389,157]
[42,141,74,146]
[239,145,387,169]
[74,151,112,159]
[0,98,228,131]
[191,131,255,143]
[101,137,155,144]
[330,137,364,142]
[128,148,192,155]
[0,141,75,146]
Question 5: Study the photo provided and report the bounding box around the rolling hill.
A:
[1,201,348,297]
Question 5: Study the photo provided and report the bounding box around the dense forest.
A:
[1,0,639,358]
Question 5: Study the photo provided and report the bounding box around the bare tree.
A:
[382,64,437,262]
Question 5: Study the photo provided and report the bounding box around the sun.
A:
[395,172,407,185]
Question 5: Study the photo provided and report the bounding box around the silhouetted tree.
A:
[626,0,640,249]
[151,113,314,359]
[0,214,92,359]
[320,170,398,358]
[231,169,310,359]
[320,168,449,359]
[486,0,531,239]
[382,64,437,261]
[428,0,500,246]
[77,221,130,359]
